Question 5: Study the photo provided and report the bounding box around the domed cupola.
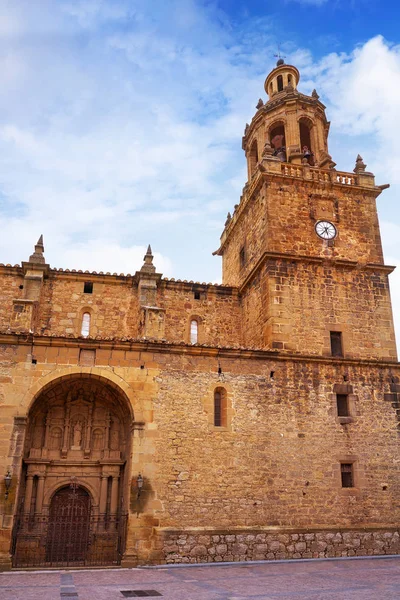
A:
[242,60,336,181]
[264,59,300,98]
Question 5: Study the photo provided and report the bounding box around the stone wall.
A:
[162,528,400,564]
[0,337,399,567]
[240,257,396,359]
[0,268,242,348]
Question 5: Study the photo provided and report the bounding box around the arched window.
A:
[277,75,283,92]
[270,123,286,162]
[299,118,314,165]
[190,319,198,344]
[287,74,292,86]
[81,312,91,337]
[214,387,227,427]
[249,139,259,177]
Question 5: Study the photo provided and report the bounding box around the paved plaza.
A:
[1,556,400,599]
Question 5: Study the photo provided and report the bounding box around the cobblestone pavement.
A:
[1,556,400,599]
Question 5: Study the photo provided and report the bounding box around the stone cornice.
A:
[0,332,398,368]
[238,251,396,295]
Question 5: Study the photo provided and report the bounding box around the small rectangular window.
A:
[341,463,354,488]
[337,394,349,417]
[194,291,201,300]
[330,331,343,357]
[84,281,93,294]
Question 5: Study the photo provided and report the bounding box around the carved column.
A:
[110,475,119,515]
[61,401,71,457]
[99,475,108,515]
[35,476,45,513]
[24,476,34,513]
[104,413,111,457]
[84,402,93,457]
[43,413,51,458]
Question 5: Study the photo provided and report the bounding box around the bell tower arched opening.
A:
[299,118,315,165]
[248,139,259,177]
[270,122,286,162]
[12,375,133,568]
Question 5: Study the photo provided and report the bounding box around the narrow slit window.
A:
[341,463,354,488]
[190,319,198,344]
[337,394,349,417]
[84,281,93,294]
[214,387,227,428]
[277,74,283,92]
[239,246,246,268]
[330,331,343,357]
[81,312,91,337]
[214,391,222,427]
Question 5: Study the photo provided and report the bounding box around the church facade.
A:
[0,60,399,569]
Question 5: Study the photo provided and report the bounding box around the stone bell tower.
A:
[215,60,397,361]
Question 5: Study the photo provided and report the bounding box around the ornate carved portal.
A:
[12,377,132,568]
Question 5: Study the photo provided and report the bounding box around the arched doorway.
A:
[12,376,132,568]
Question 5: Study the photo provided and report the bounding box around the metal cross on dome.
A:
[274,45,286,63]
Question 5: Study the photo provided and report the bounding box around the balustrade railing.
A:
[280,163,357,185]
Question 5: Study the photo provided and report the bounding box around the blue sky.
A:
[0,0,399,348]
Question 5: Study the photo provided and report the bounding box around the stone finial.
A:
[244,123,249,135]
[224,212,232,226]
[311,89,319,100]
[353,154,367,173]
[140,244,156,274]
[256,98,263,110]
[28,235,45,264]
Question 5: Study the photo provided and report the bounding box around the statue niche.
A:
[109,418,120,451]
[70,417,85,449]
[32,417,45,449]
[26,381,128,460]
[92,428,105,451]
[49,427,62,450]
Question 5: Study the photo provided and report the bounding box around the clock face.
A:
[315,220,337,240]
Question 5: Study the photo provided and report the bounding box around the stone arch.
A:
[269,120,287,161]
[20,367,139,421]
[44,479,97,509]
[298,116,316,164]
[248,138,259,177]
[13,369,135,567]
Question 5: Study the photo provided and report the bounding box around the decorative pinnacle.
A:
[29,235,45,264]
[353,154,367,174]
[140,244,156,273]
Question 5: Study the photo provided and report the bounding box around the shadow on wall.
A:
[130,476,154,516]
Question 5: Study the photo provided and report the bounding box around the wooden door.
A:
[46,486,90,565]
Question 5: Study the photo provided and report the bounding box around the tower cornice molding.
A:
[0,331,397,368]
[217,166,381,256]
